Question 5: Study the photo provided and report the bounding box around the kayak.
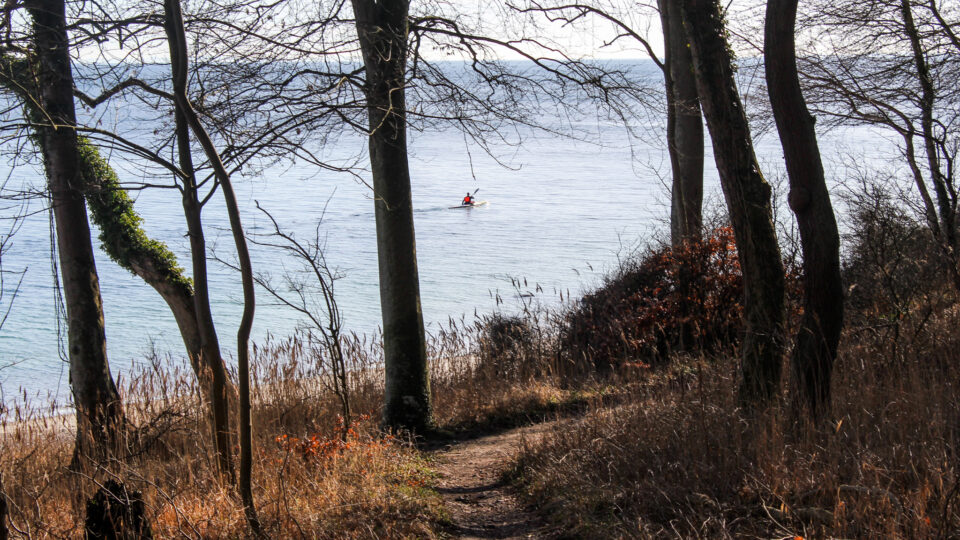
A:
[449,201,488,209]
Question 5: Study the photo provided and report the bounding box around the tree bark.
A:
[164,0,259,532]
[174,106,236,482]
[83,147,240,445]
[765,0,844,420]
[26,0,126,461]
[352,0,432,432]
[901,0,960,291]
[659,0,704,247]
[1,51,237,475]
[679,0,786,406]
[76,142,203,372]
[2,59,208,378]
[0,472,7,540]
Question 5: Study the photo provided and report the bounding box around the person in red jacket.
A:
[462,192,474,205]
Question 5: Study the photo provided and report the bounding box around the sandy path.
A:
[430,421,563,539]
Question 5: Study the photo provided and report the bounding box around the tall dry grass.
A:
[0,334,444,538]
[0,307,584,538]
[4,192,956,538]
[500,192,960,538]
[427,312,602,431]
[509,305,960,538]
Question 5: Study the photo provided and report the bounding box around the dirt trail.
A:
[430,421,562,539]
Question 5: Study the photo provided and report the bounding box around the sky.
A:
[67,0,667,64]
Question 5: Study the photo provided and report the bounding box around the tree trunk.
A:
[901,0,960,291]
[0,54,234,429]
[26,0,126,461]
[765,0,844,420]
[75,142,203,371]
[352,0,433,432]
[174,103,235,481]
[659,0,704,247]
[679,0,786,406]
[0,472,7,540]
[1,50,236,475]
[164,0,259,532]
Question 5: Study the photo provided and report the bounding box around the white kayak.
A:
[449,200,488,209]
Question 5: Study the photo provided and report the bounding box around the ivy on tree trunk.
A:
[680,0,786,407]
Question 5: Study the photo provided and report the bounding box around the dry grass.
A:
[3,215,958,538]
[558,227,747,374]
[508,308,960,539]
[0,336,445,539]
[0,312,582,539]
[427,313,585,431]
[499,204,960,539]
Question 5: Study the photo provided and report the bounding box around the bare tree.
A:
[680,0,785,406]
[170,102,236,481]
[248,202,352,434]
[0,56,205,376]
[24,0,126,462]
[57,0,357,481]
[766,0,844,420]
[350,0,635,433]
[163,0,261,531]
[52,0,366,479]
[365,0,650,429]
[511,0,704,246]
[0,39,238,481]
[659,0,703,245]
[82,140,242,476]
[506,0,704,352]
[798,0,960,291]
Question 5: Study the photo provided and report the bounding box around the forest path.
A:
[429,420,563,539]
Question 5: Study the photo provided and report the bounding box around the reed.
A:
[0,309,577,537]
[508,283,960,538]
[2,207,955,538]
[0,335,441,538]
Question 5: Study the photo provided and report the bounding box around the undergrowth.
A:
[508,311,960,538]
[505,204,960,538]
[0,309,576,538]
[557,226,803,377]
[1,200,957,539]
[0,343,444,538]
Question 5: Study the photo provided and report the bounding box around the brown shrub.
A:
[510,306,960,538]
[477,313,540,381]
[558,227,745,377]
[841,183,953,326]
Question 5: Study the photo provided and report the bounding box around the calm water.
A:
[0,72,900,404]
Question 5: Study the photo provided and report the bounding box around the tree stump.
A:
[1,472,8,540]
[84,480,152,540]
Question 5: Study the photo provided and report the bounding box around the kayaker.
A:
[462,192,474,206]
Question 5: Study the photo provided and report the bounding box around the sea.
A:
[0,61,903,405]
